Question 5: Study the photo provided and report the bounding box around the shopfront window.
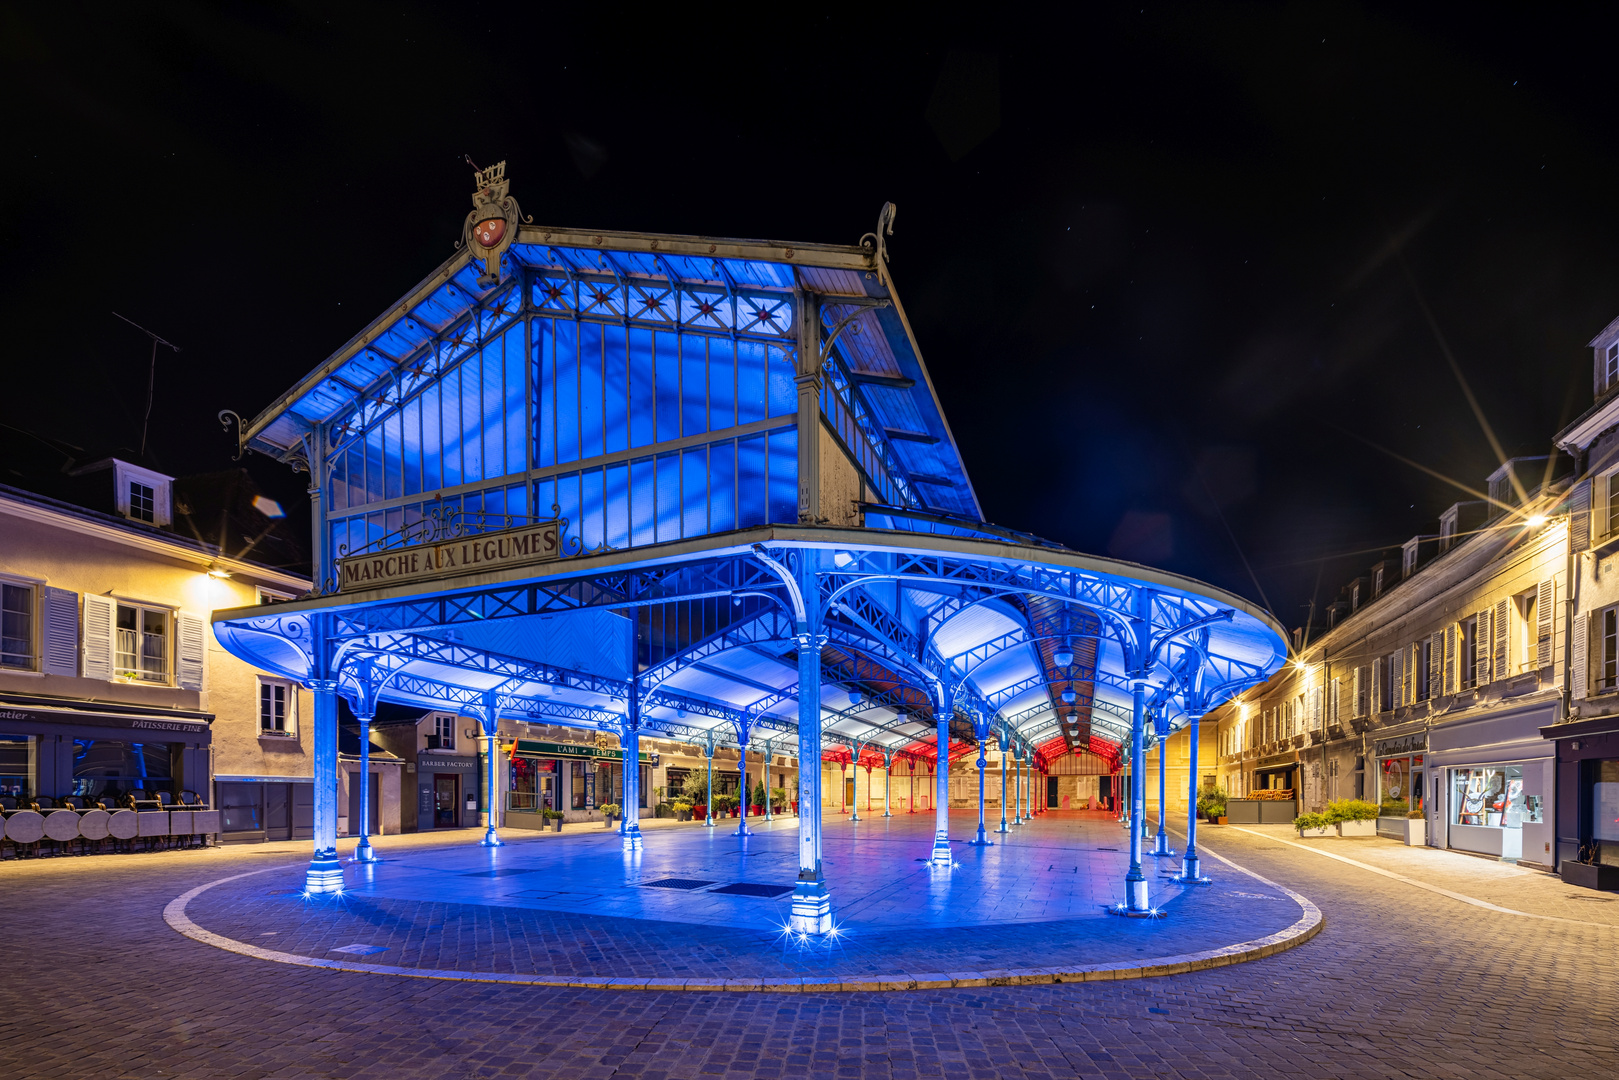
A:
[571,760,587,809]
[1452,765,1536,828]
[509,757,557,812]
[0,734,36,801]
[218,781,263,832]
[71,739,172,799]
[1592,760,1619,863]
[1379,755,1424,815]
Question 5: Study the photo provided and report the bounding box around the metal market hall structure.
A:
[212,164,1287,928]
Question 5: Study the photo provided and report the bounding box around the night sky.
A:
[6,4,1618,630]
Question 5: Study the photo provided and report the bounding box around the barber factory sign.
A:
[338,520,562,591]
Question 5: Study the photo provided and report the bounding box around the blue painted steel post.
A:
[883,752,893,817]
[972,734,989,844]
[1152,726,1175,857]
[305,676,343,893]
[848,750,860,822]
[997,731,1009,833]
[354,710,377,864]
[1176,705,1210,884]
[734,723,753,837]
[478,693,503,848]
[930,693,953,866]
[1124,681,1150,912]
[763,737,774,828]
[704,735,716,828]
[790,635,830,931]
[1011,746,1022,825]
[621,676,644,851]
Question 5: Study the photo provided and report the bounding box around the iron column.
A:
[997,733,1009,833]
[1153,728,1175,856]
[305,677,343,893]
[1124,681,1150,912]
[790,625,831,934]
[930,698,953,866]
[354,706,376,864]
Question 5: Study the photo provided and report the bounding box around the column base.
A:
[849,813,860,823]
[305,851,344,895]
[732,823,753,837]
[1151,832,1176,857]
[1123,874,1151,913]
[621,825,643,851]
[788,880,833,935]
[929,834,954,867]
[353,837,377,864]
[1172,853,1211,884]
[480,826,504,847]
[704,816,716,828]
[970,823,992,846]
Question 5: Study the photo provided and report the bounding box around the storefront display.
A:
[1448,764,1540,860]
[1591,759,1619,865]
[508,756,556,812]
[1379,754,1424,816]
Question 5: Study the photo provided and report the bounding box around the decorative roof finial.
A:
[461,159,524,288]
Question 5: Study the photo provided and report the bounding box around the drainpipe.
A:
[1563,447,1582,722]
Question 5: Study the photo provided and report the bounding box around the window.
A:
[1607,342,1619,390]
[1606,473,1619,540]
[1516,589,1537,674]
[1601,609,1619,695]
[1452,765,1536,829]
[434,714,456,750]
[1373,567,1384,597]
[0,734,36,800]
[256,587,295,605]
[1416,639,1432,701]
[1,582,34,670]
[259,679,295,734]
[71,739,172,800]
[129,481,155,522]
[114,603,168,683]
[1381,654,1397,712]
[571,759,587,809]
[1460,617,1478,690]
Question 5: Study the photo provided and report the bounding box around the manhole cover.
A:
[639,878,717,891]
[709,882,794,898]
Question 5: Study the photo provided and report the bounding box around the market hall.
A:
[211,165,1287,931]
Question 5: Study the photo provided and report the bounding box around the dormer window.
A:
[129,481,155,522]
[1607,341,1619,391]
[1373,567,1384,597]
[113,461,171,527]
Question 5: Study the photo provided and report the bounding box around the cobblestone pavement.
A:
[3,816,1617,1078]
[171,812,1305,985]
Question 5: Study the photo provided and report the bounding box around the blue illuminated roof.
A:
[237,225,981,520]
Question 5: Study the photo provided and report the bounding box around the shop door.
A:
[265,783,290,841]
[1047,776,1059,808]
[434,774,460,828]
[845,777,855,806]
[347,772,380,836]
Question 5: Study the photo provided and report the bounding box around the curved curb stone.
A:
[164,843,1322,992]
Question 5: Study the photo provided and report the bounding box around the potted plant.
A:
[693,802,708,821]
[752,780,767,816]
[541,808,564,832]
[1403,809,1427,847]
[1197,785,1228,825]
[1326,799,1379,837]
[1293,811,1331,838]
[771,786,787,814]
[599,803,621,828]
[1561,844,1619,890]
[673,801,692,822]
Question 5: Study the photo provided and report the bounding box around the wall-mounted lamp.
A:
[206,565,232,579]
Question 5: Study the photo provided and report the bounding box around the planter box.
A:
[1561,861,1619,891]
[1336,819,1377,837]
[549,819,562,832]
[1403,819,1427,847]
[1297,826,1331,838]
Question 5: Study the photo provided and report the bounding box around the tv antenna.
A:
[112,312,180,461]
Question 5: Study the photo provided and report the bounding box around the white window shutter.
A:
[1573,612,1590,701]
[1443,626,1456,695]
[82,593,115,680]
[1395,649,1407,707]
[41,587,78,676]
[177,612,206,691]
[1536,579,1555,670]
[1311,686,1322,733]
[1475,608,1492,685]
[1572,479,1592,552]
[1494,598,1510,679]
[1429,633,1444,697]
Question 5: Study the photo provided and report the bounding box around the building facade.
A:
[0,468,311,834]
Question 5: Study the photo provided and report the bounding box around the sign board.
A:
[512,738,652,764]
[1375,732,1428,757]
[337,520,561,592]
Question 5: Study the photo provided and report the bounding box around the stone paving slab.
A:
[168,813,1318,988]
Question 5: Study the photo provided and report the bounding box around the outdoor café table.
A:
[78,809,111,842]
[4,809,44,845]
[43,809,81,844]
[107,810,138,841]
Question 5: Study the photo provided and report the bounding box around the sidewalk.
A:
[1213,822,1619,927]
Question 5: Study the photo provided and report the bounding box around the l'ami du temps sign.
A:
[338,521,561,591]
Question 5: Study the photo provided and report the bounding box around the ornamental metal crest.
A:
[462,160,524,288]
